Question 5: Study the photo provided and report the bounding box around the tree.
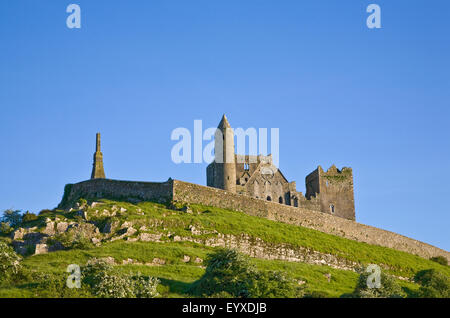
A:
[189,248,304,298]
[1,209,22,228]
[414,269,450,298]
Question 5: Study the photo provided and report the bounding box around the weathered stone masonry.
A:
[59,178,449,262]
[91,133,106,179]
[59,178,173,208]
[207,115,356,220]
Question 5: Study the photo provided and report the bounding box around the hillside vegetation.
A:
[0,199,448,298]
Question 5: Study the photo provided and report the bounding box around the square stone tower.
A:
[305,165,355,220]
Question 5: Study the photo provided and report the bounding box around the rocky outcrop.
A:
[11,218,100,256]
[137,233,162,242]
[35,244,48,255]
[67,223,100,238]
[102,221,119,234]
[100,227,359,271]
[181,233,359,271]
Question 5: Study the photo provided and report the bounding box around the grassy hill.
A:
[0,199,448,298]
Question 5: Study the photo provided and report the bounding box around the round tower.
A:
[215,114,236,193]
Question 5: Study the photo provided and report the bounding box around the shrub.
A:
[21,211,38,223]
[38,209,53,216]
[414,269,450,298]
[71,233,94,250]
[47,231,93,250]
[0,222,12,235]
[352,266,405,298]
[189,248,304,298]
[0,237,11,244]
[209,291,234,298]
[82,258,159,298]
[93,271,135,298]
[77,198,87,208]
[429,256,448,266]
[0,242,22,282]
[304,291,330,298]
[25,271,92,298]
[46,232,74,249]
[1,209,22,228]
[131,273,160,298]
[251,270,304,298]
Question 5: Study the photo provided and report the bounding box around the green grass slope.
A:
[0,200,448,297]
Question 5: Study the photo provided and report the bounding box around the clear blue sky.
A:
[1,1,449,250]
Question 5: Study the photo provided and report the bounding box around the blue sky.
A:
[0,1,449,250]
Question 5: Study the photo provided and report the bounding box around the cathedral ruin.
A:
[86,115,355,220]
[207,115,355,220]
[57,118,450,260]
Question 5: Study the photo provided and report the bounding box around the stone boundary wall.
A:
[172,180,450,261]
[58,178,449,261]
[58,179,173,209]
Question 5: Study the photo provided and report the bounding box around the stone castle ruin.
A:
[58,116,449,261]
[207,115,355,220]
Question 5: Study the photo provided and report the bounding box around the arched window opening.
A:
[267,196,272,201]
[330,204,335,214]
[279,197,283,204]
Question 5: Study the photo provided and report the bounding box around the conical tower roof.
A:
[217,114,231,130]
